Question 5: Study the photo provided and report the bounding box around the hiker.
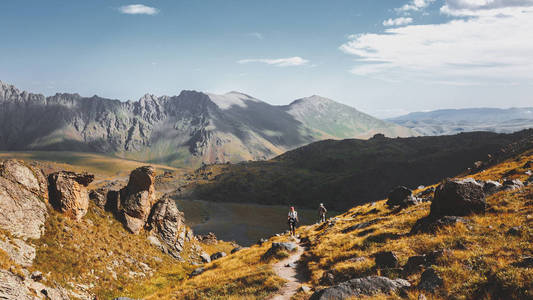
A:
[288,206,299,236]
[318,203,327,223]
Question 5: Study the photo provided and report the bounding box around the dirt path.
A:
[268,239,306,300]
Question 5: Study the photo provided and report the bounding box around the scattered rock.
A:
[231,247,244,254]
[418,268,443,292]
[403,255,427,274]
[191,267,205,277]
[210,252,227,261]
[310,276,411,300]
[482,180,502,195]
[48,171,94,221]
[147,196,186,258]
[197,232,218,245]
[341,218,385,233]
[200,252,211,263]
[506,226,523,236]
[120,166,157,234]
[430,178,485,218]
[0,160,48,239]
[30,271,43,281]
[374,251,399,269]
[411,216,468,234]
[512,257,533,268]
[416,187,435,201]
[257,238,267,245]
[386,186,413,207]
[320,272,336,285]
[300,285,311,293]
[501,179,524,191]
[270,242,298,252]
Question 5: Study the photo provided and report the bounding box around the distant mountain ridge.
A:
[0,80,415,167]
[389,107,533,136]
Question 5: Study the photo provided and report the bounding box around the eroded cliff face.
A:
[0,81,415,167]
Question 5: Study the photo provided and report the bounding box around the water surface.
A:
[175,199,335,246]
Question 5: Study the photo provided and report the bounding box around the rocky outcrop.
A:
[430,178,485,218]
[0,270,69,300]
[120,166,156,234]
[310,276,410,299]
[0,238,36,267]
[48,171,94,221]
[0,160,48,239]
[147,196,186,259]
[0,159,48,202]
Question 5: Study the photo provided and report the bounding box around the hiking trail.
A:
[268,238,306,300]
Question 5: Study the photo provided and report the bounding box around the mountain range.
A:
[389,107,533,135]
[0,81,415,167]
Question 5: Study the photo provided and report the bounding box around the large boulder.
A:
[147,196,186,258]
[120,166,157,234]
[386,186,417,208]
[374,251,399,269]
[0,160,48,239]
[430,178,485,218]
[310,276,410,300]
[48,171,94,221]
[0,160,48,202]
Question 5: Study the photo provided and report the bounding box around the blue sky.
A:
[1,0,532,118]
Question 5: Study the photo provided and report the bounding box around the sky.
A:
[0,0,532,118]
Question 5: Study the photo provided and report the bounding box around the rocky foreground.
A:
[0,159,226,299]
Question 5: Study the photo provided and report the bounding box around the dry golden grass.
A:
[295,151,533,299]
[146,235,297,300]
[31,203,197,299]
[148,151,533,300]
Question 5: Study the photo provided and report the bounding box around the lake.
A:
[174,199,335,246]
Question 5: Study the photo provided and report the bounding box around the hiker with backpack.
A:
[318,203,327,223]
[288,206,299,236]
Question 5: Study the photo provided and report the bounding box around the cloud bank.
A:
[341,3,533,84]
[238,57,309,67]
[119,4,159,15]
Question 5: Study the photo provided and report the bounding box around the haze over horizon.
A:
[1,0,532,118]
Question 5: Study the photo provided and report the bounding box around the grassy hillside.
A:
[186,130,533,210]
[149,144,533,299]
[0,151,181,177]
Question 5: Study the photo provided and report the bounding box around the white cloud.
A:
[396,0,435,12]
[237,57,309,67]
[119,4,159,15]
[442,0,533,12]
[383,17,413,26]
[340,6,533,85]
